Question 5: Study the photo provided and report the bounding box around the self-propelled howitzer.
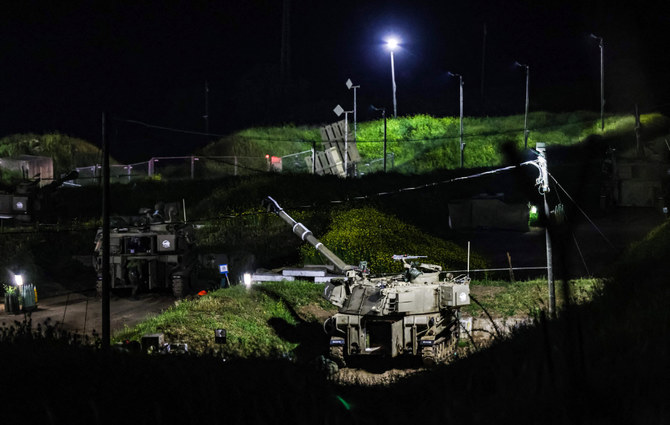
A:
[264,196,470,366]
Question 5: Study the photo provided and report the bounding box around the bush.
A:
[299,207,486,274]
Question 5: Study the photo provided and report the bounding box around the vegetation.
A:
[618,218,670,278]
[1,112,667,182]
[197,111,669,174]
[299,206,486,274]
[109,276,604,359]
[113,281,335,358]
[0,186,667,424]
[466,278,604,318]
[0,133,103,180]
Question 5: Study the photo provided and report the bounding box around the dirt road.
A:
[1,291,177,336]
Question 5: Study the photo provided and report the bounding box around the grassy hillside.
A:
[299,206,486,274]
[0,133,103,180]
[198,111,670,173]
[113,282,335,358]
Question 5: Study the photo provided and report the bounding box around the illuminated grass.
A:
[200,111,668,174]
[466,277,605,317]
[113,281,334,357]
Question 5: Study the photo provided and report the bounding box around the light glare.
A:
[386,37,399,51]
[14,274,23,286]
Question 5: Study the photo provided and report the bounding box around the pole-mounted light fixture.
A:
[385,37,400,118]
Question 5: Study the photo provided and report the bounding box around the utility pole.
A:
[515,62,530,149]
[383,110,387,172]
[480,23,487,107]
[371,105,387,172]
[391,49,397,118]
[448,72,465,167]
[333,105,353,177]
[204,81,209,136]
[346,79,360,142]
[280,0,291,83]
[634,104,643,158]
[459,75,464,167]
[101,112,110,350]
[591,34,605,131]
[536,143,555,316]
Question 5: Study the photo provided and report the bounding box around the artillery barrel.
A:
[264,196,351,273]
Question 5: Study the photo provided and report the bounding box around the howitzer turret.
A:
[263,196,353,274]
[265,196,471,367]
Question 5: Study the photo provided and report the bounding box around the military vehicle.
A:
[94,202,197,298]
[263,196,470,366]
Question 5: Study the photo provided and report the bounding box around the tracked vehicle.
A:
[94,202,196,298]
[263,196,470,366]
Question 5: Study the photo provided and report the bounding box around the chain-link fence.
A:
[72,151,397,185]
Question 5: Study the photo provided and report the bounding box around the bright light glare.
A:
[385,37,399,51]
[243,273,252,288]
[14,274,23,286]
[530,206,538,214]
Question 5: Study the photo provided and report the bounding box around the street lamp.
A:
[514,61,530,149]
[448,72,465,167]
[346,78,360,142]
[370,105,387,172]
[334,104,353,177]
[590,33,605,131]
[13,274,23,287]
[385,37,399,118]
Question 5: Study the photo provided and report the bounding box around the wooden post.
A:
[507,252,515,282]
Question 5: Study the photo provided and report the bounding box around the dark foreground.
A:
[1,233,668,424]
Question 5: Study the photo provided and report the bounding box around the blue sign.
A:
[219,264,228,274]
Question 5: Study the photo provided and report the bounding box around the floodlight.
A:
[385,37,399,51]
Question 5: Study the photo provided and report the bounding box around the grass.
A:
[0,132,106,182]
[112,281,335,357]
[195,111,669,174]
[2,112,667,180]
[112,277,604,358]
[466,277,604,318]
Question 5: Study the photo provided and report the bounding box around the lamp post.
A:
[448,72,465,167]
[590,33,605,131]
[385,38,399,118]
[515,62,530,149]
[334,104,353,177]
[346,78,360,142]
[371,105,387,171]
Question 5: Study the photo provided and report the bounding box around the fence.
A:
[72,152,394,185]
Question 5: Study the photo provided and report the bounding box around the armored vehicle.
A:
[94,202,196,298]
[263,196,470,366]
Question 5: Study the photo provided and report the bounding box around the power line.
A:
[548,172,616,250]
[114,115,613,145]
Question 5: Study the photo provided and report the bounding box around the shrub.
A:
[299,207,485,274]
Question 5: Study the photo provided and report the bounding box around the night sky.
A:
[1,0,668,161]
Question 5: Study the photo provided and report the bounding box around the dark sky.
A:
[1,0,668,161]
